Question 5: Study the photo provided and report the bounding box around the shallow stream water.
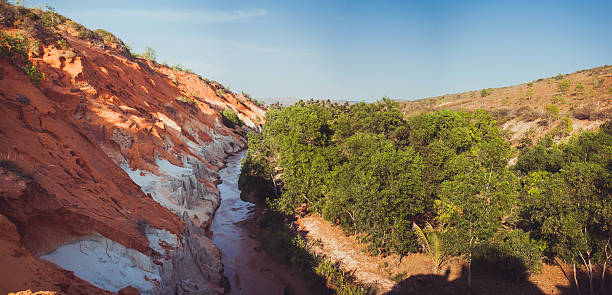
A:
[211,151,309,295]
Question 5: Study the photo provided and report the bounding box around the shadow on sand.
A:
[386,259,612,295]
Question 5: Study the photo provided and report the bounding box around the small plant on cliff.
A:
[0,32,44,85]
[25,63,43,85]
[242,91,264,107]
[57,38,68,50]
[220,108,243,128]
[137,46,157,62]
[176,96,198,108]
[216,88,227,97]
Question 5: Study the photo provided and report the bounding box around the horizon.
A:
[20,0,612,102]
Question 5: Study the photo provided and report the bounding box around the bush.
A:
[58,38,68,50]
[220,108,243,128]
[553,73,564,80]
[94,29,122,46]
[480,88,493,97]
[557,79,570,93]
[544,105,560,121]
[0,32,44,85]
[551,94,564,104]
[77,28,94,39]
[574,83,585,95]
[216,88,227,97]
[138,46,157,62]
[176,96,198,108]
[25,63,43,85]
[485,229,543,279]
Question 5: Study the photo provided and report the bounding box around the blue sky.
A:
[22,0,612,101]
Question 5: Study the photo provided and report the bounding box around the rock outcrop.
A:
[0,6,265,294]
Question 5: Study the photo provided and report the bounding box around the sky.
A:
[21,0,612,102]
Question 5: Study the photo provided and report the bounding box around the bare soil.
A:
[296,215,603,295]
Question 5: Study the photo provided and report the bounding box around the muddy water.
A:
[211,151,310,295]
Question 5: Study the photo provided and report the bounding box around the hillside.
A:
[400,66,611,147]
[0,3,265,294]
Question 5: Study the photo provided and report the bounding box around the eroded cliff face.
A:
[0,22,265,294]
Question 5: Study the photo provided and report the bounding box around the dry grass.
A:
[400,65,612,146]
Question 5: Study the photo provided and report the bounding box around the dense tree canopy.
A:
[240,99,611,291]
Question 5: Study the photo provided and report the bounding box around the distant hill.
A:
[399,65,611,146]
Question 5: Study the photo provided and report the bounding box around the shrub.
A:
[549,117,573,139]
[544,105,560,121]
[480,88,493,97]
[485,229,542,279]
[0,32,44,85]
[138,46,157,62]
[551,94,564,104]
[93,29,122,46]
[220,108,243,128]
[39,4,58,28]
[77,28,94,39]
[574,83,585,95]
[216,88,227,97]
[553,73,564,80]
[176,96,198,108]
[25,63,43,85]
[558,79,570,93]
[58,38,68,50]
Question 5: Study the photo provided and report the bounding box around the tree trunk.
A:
[602,238,610,292]
[467,253,472,288]
[599,260,608,292]
[579,253,594,294]
[588,260,593,295]
[574,263,582,295]
[601,261,607,292]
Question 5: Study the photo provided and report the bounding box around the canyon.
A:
[0,9,265,294]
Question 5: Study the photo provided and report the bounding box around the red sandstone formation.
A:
[0,7,265,294]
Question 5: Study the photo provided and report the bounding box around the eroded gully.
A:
[211,151,311,295]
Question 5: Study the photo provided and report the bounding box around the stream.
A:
[211,151,310,295]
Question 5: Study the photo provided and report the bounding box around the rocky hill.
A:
[400,66,611,148]
[0,3,265,294]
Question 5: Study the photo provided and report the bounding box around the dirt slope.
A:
[298,216,575,295]
[0,5,265,294]
[400,66,612,146]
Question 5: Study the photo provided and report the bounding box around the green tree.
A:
[442,164,519,287]
[139,46,157,62]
